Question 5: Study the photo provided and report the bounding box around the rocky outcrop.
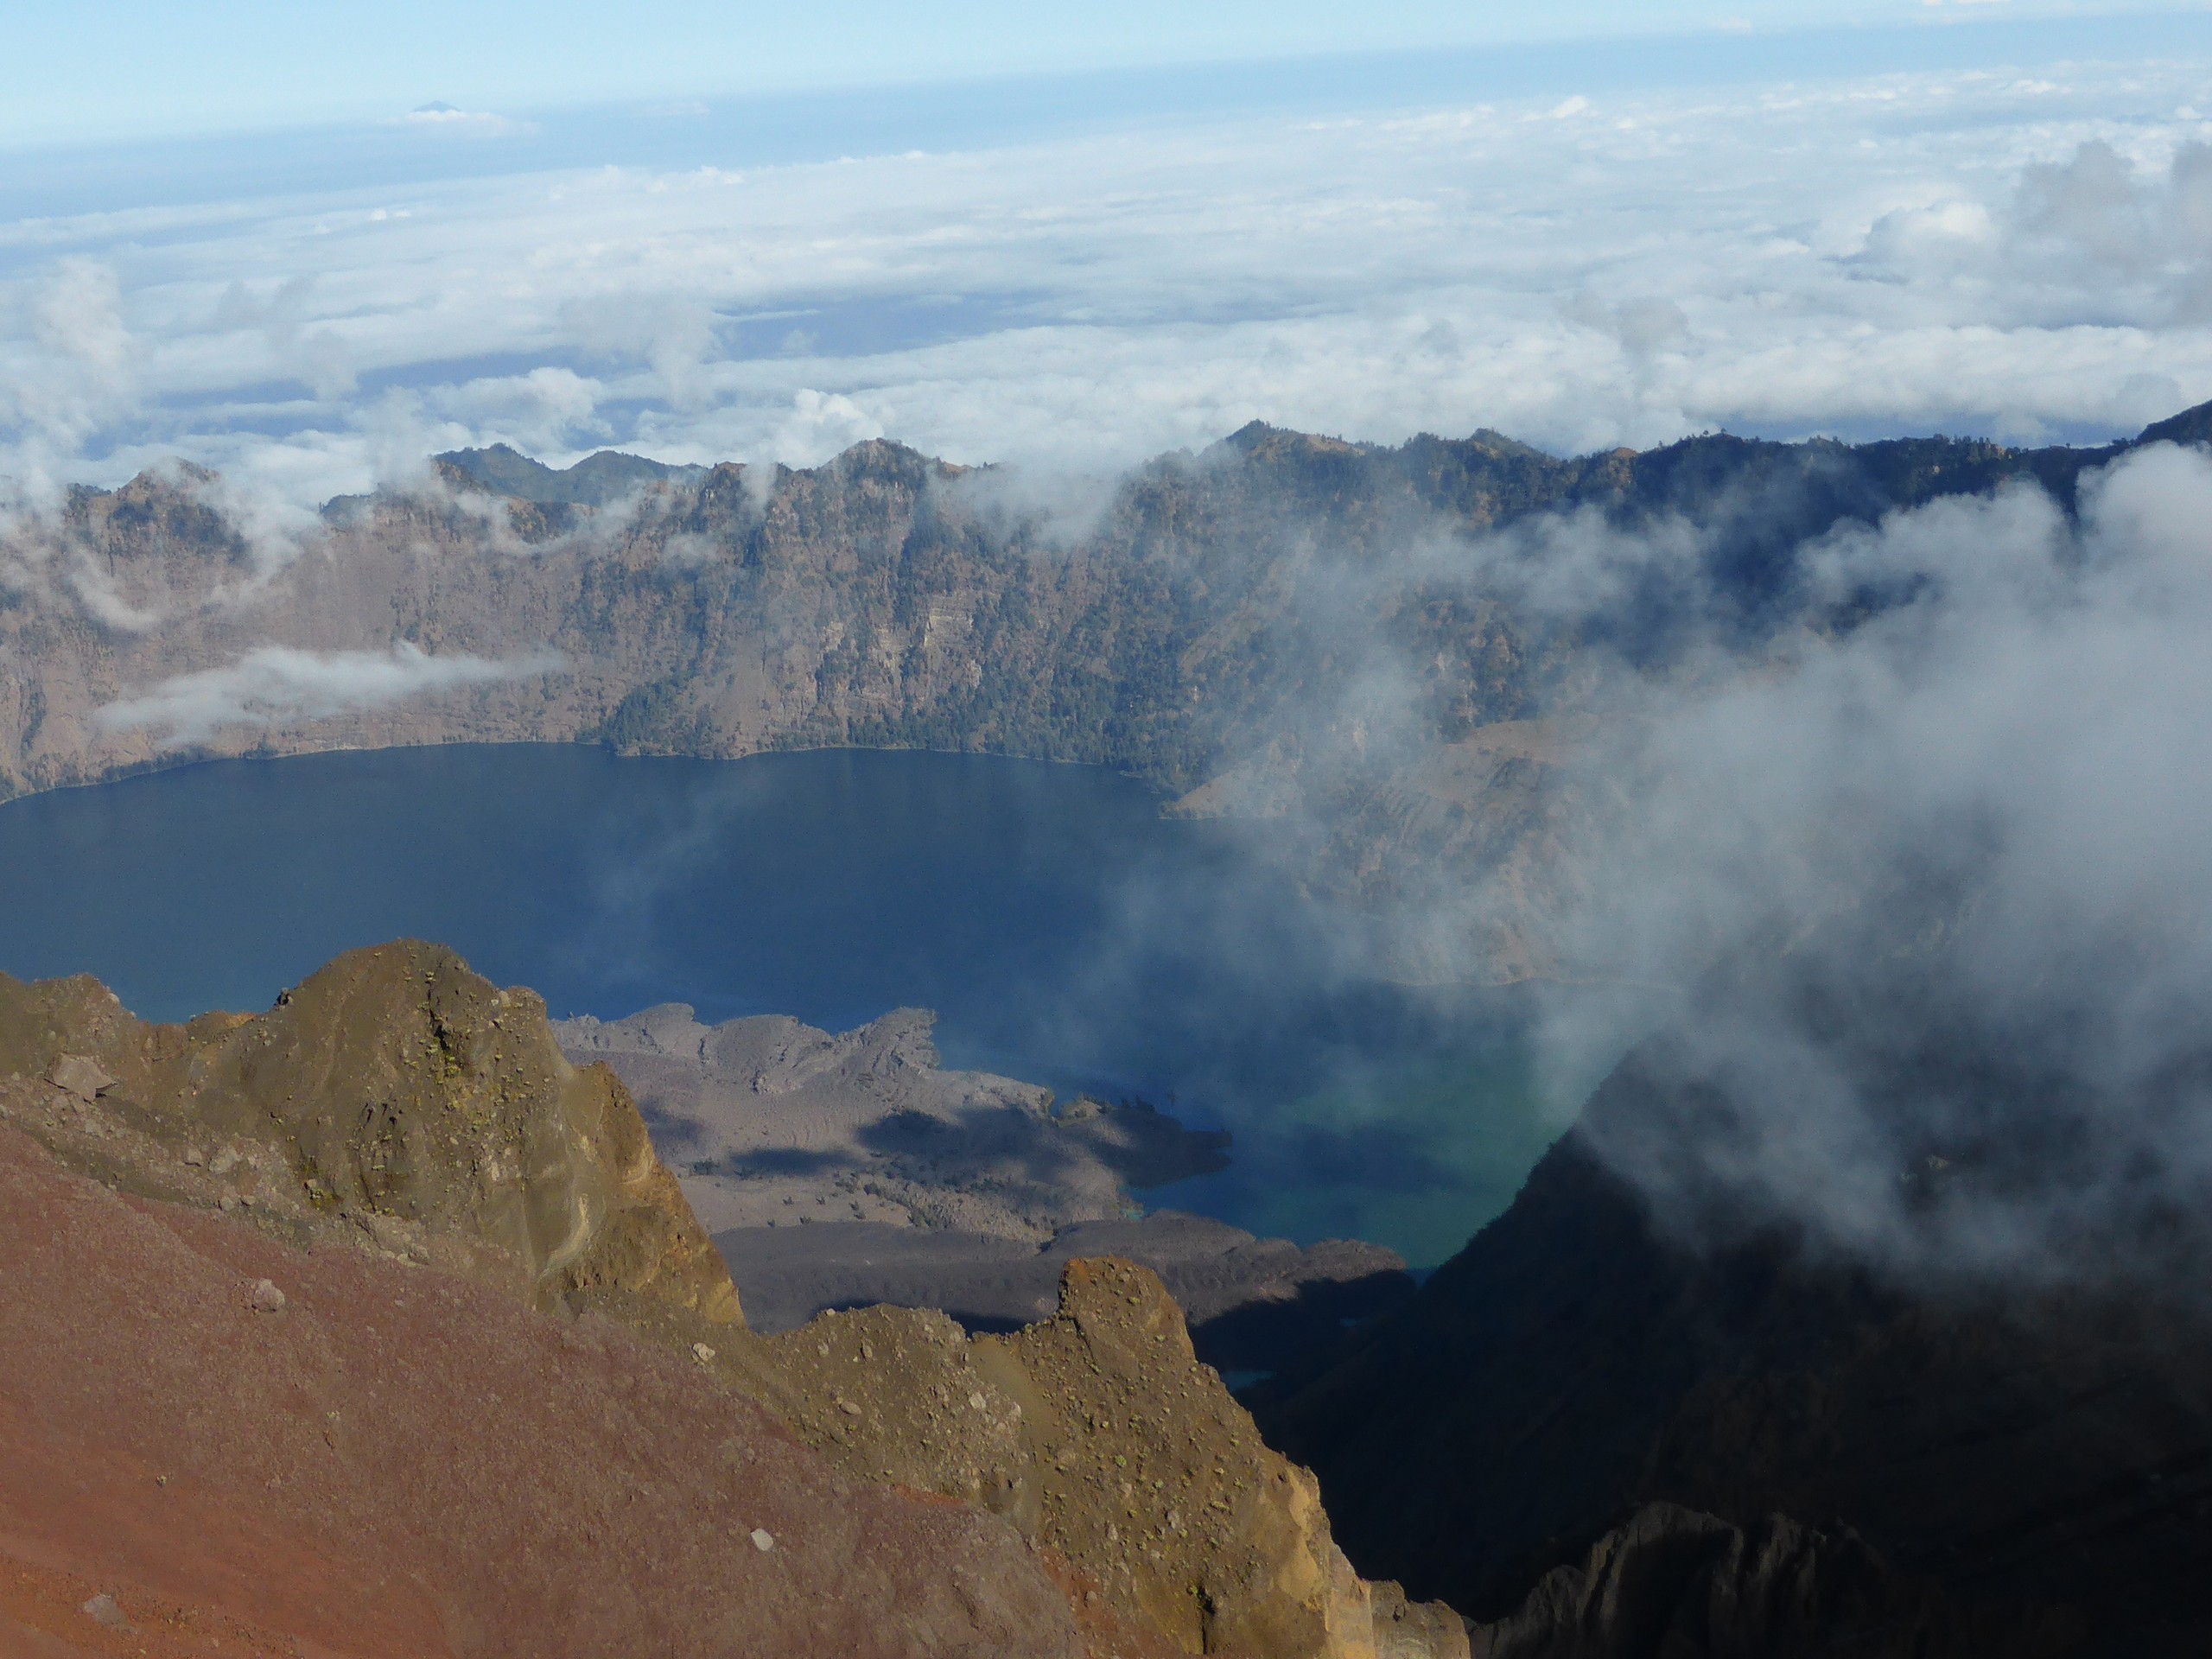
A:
[0,940,738,1325]
[0,945,1465,1658]
[764,1257,1469,1659]
[993,1258,1444,1659]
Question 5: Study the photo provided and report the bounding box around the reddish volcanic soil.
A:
[0,1125,1116,1659]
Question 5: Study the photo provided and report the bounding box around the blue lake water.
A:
[0,744,1562,1262]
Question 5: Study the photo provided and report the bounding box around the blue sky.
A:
[10,1,2209,147]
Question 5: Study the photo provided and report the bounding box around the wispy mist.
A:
[96,642,566,747]
[1504,442,2212,1283]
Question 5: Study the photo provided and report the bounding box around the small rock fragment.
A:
[750,1529,775,1552]
[248,1279,287,1313]
[837,1399,862,1417]
[47,1054,115,1102]
[692,1342,716,1363]
[209,1147,240,1176]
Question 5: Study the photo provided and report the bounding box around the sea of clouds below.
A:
[7,48,2212,533]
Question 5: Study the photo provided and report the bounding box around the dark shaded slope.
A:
[1249,1058,2212,1654]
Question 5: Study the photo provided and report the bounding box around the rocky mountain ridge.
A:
[10,406,2204,982]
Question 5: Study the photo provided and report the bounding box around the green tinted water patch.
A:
[1149,1044,1568,1268]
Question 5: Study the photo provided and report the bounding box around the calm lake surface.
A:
[0,745,1562,1262]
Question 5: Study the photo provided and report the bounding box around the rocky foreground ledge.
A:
[0,942,1466,1658]
[1,940,2039,1657]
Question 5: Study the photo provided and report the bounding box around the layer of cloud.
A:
[6,53,2212,517]
[1503,441,2212,1285]
[95,643,565,747]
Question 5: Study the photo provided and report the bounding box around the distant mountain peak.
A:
[435,443,709,506]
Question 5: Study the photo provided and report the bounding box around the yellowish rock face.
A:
[0,941,742,1328]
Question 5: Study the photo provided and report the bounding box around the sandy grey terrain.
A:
[715,1212,1414,1371]
[555,1002,1412,1369]
[553,1001,1230,1240]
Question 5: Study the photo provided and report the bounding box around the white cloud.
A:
[1509,442,2212,1281]
[427,366,610,454]
[94,642,565,747]
[7,54,2212,498]
[393,103,523,135]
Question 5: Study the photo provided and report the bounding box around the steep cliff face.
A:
[760,1260,1466,1659]
[1249,1090,2212,1655]
[3,411,2179,982]
[0,944,1466,1659]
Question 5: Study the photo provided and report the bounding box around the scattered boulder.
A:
[247,1278,286,1313]
[46,1053,113,1101]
